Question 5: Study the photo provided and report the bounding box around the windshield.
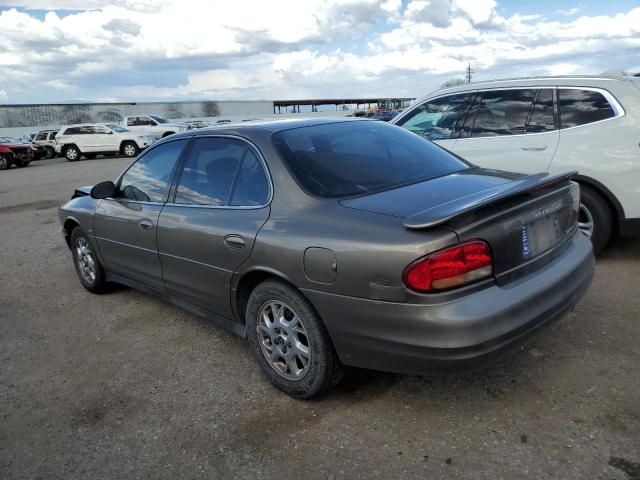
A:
[273,121,469,198]
[150,115,169,124]
[107,124,128,133]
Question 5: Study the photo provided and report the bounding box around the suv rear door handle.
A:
[139,219,154,231]
[521,144,547,151]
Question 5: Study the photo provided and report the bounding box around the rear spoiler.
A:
[404,171,577,229]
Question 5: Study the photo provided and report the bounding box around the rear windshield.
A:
[272,121,468,198]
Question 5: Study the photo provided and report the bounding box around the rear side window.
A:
[526,89,555,133]
[395,93,472,141]
[174,138,246,206]
[471,89,536,137]
[558,89,616,128]
[229,150,270,206]
[35,132,47,141]
[119,139,187,202]
[273,121,468,198]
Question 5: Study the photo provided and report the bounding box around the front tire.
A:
[246,280,343,398]
[64,145,81,162]
[70,228,107,293]
[121,142,139,158]
[579,185,613,254]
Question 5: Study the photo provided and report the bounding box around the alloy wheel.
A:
[75,237,96,284]
[124,144,136,157]
[66,148,78,161]
[578,203,594,238]
[256,301,311,380]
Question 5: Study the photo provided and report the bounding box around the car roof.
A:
[168,117,369,140]
[417,75,633,101]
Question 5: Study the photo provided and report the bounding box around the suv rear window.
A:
[558,89,616,128]
[273,121,468,198]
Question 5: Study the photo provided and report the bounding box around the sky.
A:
[0,0,639,104]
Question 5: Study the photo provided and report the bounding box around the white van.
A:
[392,76,640,252]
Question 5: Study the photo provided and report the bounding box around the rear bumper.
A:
[303,233,595,376]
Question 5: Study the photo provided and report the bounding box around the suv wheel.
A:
[0,154,9,170]
[578,185,613,254]
[122,142,139,158]
[45,147,55,159]
[64,145,80,162]
[246,280,343,398]
[70,228,107,293]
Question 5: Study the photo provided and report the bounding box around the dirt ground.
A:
[1,157,639,479]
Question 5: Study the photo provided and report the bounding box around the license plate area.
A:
[521,199,567,259]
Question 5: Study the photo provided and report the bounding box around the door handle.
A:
[521,144,547,151]
[139,219,154,231]
[224,235,246,250]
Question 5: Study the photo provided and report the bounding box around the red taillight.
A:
[403,240,493,292]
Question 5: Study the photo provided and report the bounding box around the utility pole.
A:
[466,62,473,83]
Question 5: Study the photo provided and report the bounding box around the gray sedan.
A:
[59,118,594,398]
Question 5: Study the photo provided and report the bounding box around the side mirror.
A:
[90,181,116,199]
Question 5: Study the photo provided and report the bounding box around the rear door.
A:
[157,136,271,318]
[452,88,559,173]
[93,138,188,289]
[393,92,474,151]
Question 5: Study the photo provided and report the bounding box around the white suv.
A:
[55,124,155,162]
[392,75,640,252]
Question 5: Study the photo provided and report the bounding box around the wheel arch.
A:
[233,268,304,326]
[62,216,81,248]
[573,174,625,233]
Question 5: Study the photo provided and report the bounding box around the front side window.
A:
[92,126,111,135]
[64,127,81,135]
[273,121,468,198]
[558,89,616,128]
[471,89,536,137]
[150,115,168,124]
[395,93,472,141]
[174,138,246,205]
[138,117,157,126]
[127,117,137,127]
[118,139,187,202]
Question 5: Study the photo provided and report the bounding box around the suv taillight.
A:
[403,240,493,292]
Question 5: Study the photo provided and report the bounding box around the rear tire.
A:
[44,147,55,159]
[70,228,107,293]
[64,145,81,162]
[0,154,10,170]
[246,280,343,399]
[579,185,613,254]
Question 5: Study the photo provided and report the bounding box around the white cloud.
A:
[0,0,639,103]
[556,7,582,16]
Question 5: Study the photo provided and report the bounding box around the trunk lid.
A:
[340,168,580,284]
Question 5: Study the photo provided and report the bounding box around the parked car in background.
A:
[392,75,640,253]
[370,110,401,122]
[55,123,155,161]
[121,115,189,139]
[33,130,59,159]
[0,137,44,160]
[0,137,33,170]
[183,120,213,129]
[59,119,594,398]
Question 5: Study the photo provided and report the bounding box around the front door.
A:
[452,88,559,174]
[93,138,189,289]
[157,137,271,318]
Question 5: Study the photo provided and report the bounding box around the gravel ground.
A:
[1,157,639,480]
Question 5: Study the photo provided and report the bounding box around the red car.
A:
[0,138,33,170]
